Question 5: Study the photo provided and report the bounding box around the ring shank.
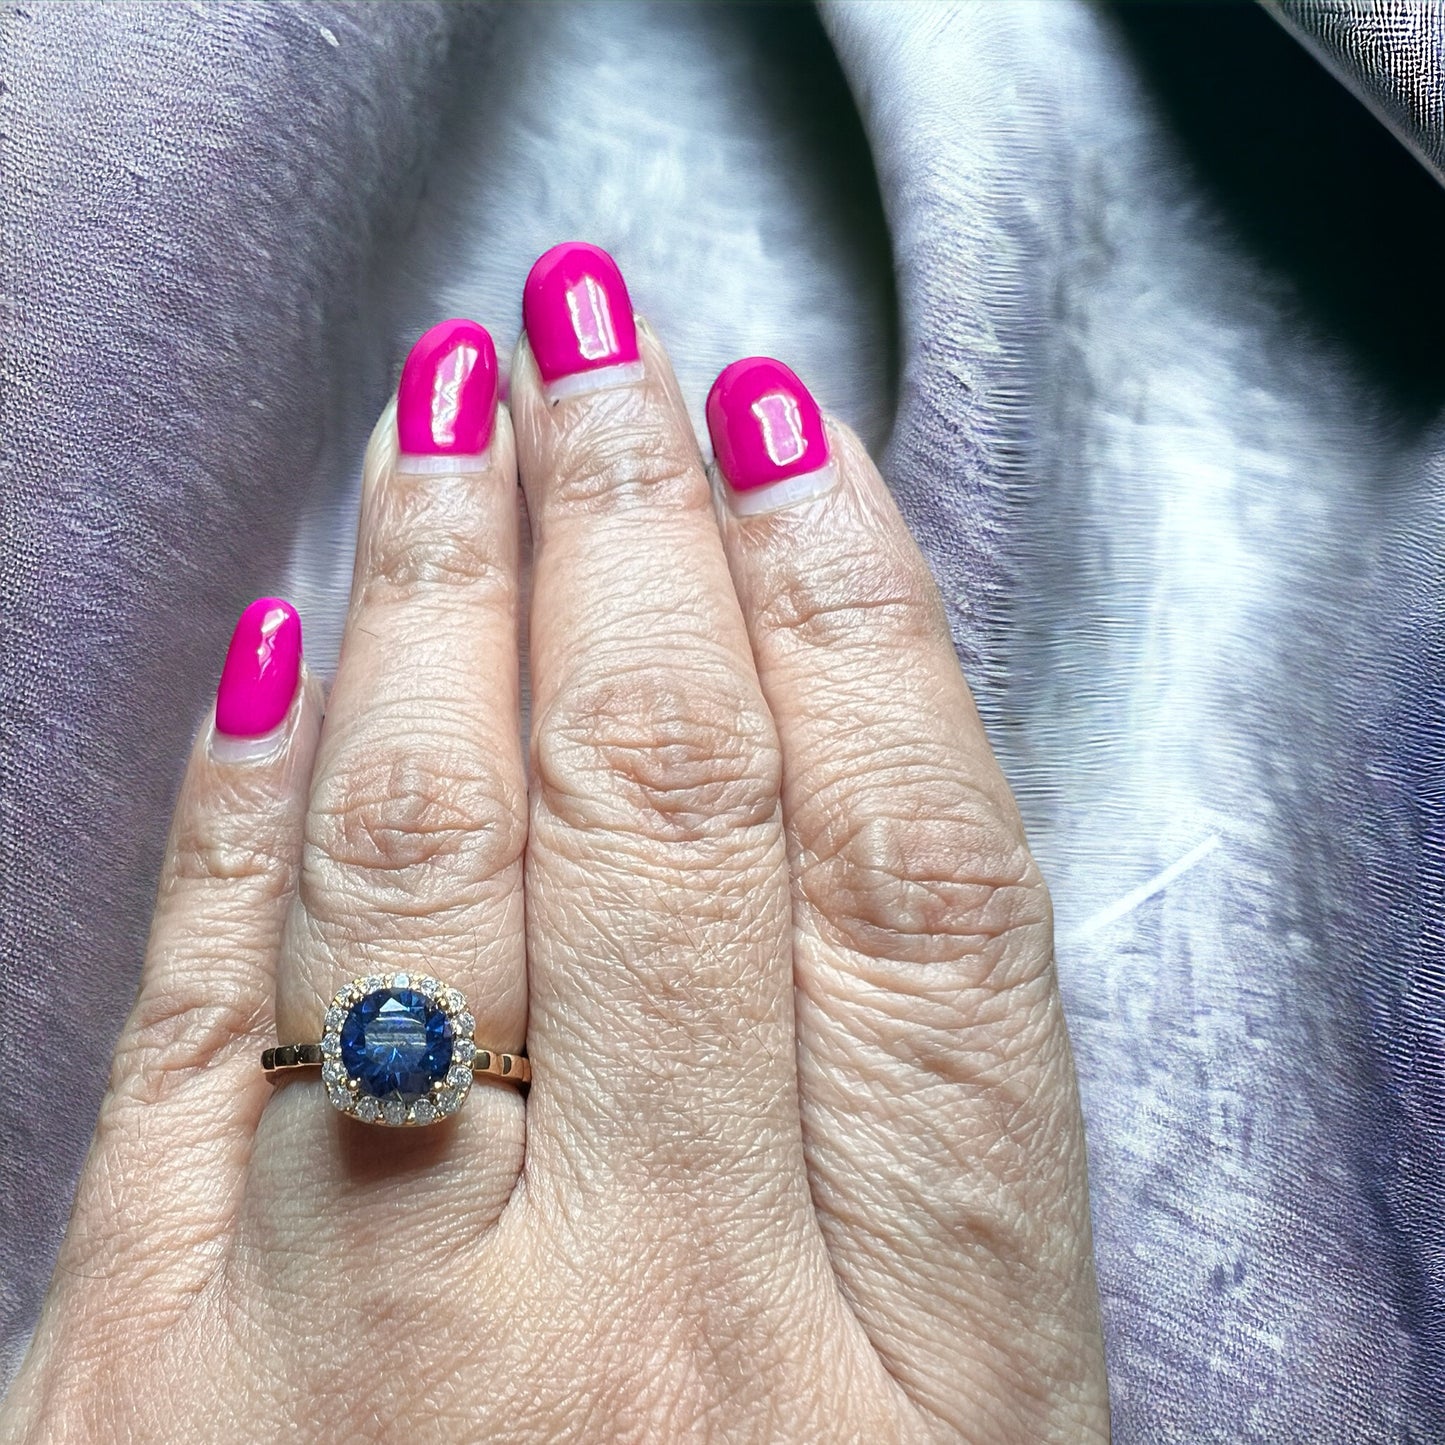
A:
[262,1042,531,1087]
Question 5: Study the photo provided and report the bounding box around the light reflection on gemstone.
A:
[322,974,482,1127]
[340,987,454,1105]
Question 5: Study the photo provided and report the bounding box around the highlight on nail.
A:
[396,318,499,464]
[705,357,835,514]
[214,597,303,742]
[522,242,644,398]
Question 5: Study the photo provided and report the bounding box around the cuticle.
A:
[208,680,305,765]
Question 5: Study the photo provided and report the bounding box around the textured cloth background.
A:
[3,2,1442,1438]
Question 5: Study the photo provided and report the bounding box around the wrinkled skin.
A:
[0,318,1108,1443]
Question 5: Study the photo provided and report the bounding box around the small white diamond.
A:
[320,1034,341,1058]
[362,975,384,993]
[392,972,410,989]
[327,1083,353,1111]
[411,1100,436,1126]
[454,1039,476,1063]
[442,988,465,1013]
[323,1006,345,1031]
[356,1097,381,1123]
[447,1064,471,1090]
[322,1060,345,1085]
[456,1012,475,1036]
[435,1088,459,1115]
[382,1098,407,1126]
[417,976,440,996]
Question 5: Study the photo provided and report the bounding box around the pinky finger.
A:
[54,598,319,1310]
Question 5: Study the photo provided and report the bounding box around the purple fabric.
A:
[2,1,1441,1436]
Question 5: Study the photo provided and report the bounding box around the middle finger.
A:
[512,244,803,1216]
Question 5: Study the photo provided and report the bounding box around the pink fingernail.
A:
[706,358,832,512]
[396,318,499,456]
[523,242,641,394]
[215,598,302,738]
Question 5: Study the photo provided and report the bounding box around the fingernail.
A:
[214,598,302,744]
[396,318,499,465]
[523,242,643,400]
[706,358,834,515]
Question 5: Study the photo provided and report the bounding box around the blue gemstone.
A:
[339,988,454,1103]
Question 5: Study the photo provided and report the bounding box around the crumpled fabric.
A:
[2,2,1441,1438]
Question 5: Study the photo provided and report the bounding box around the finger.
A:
[708,360,1109,1439]
[511,245,805,1220]
[48,598,318,1316]
[272,321,527,1196]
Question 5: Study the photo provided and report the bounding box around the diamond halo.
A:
[322,972,475,1127]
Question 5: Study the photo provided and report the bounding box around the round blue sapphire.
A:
[339,988,454,1103]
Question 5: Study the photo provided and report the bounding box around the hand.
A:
[1,245,1108,1443]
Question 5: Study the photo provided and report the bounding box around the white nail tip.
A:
[209,725,290,765]
[543,359,646,405]
[394,449,492,477]
[728,462,838,517]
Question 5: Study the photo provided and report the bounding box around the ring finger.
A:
[267,320,528,1213]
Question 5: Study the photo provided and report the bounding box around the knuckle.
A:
[166,813,294,901]
[162,770,299,900]
[112,959,261,1104]
[547,398,709,513]
[898,1029,1089,1308]
[304,735,525,915]
[799,774,1051,977]
[756,539,947,653]
[535,660,781,844]
[359,474,516,608]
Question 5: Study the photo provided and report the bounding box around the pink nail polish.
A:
[215,598,302,738]
[396,318,499,455]
[522,242,640,385]
[706,358,829,495]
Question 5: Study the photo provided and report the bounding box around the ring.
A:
[262,972,529,1128]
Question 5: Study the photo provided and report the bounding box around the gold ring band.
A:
[263,1042,530,1086]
